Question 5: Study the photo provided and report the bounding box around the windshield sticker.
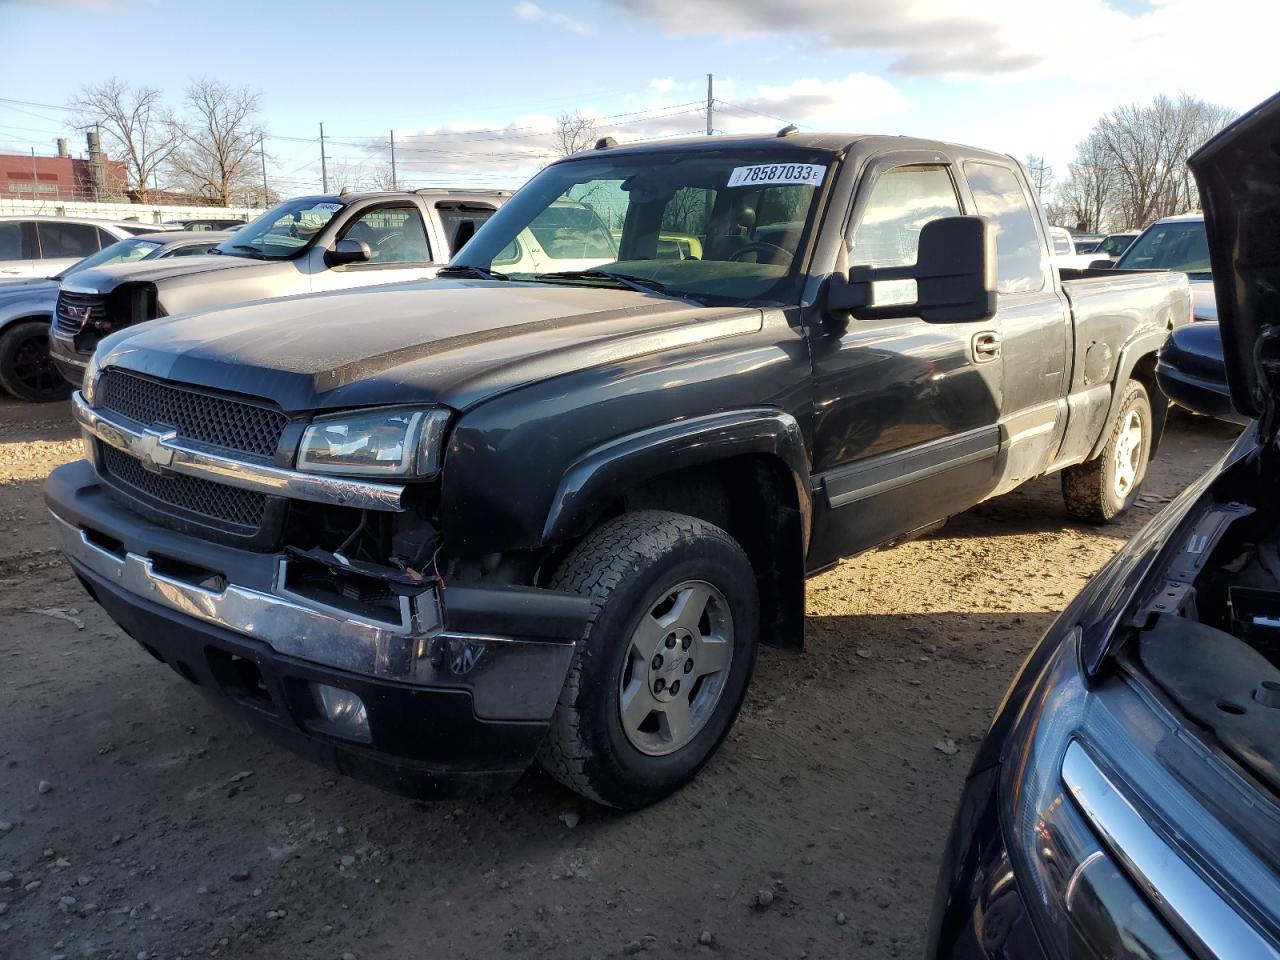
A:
[727,163,826,188]
[311,202,342,213]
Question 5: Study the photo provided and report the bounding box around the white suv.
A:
[0,216,172,280]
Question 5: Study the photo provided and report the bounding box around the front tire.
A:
[1062,380,1152,523]
[538,511,760,809]
[0,320,73,403]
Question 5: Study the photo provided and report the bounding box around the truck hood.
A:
[97,279,762,413]
[1188,90,1280,426]
[68,253,269,293]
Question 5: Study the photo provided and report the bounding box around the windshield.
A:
[1115,220,1210,275]
[214,197,342,261]
[1097,234,1135,257]
[452,149,833,304]
[57,238,161,278]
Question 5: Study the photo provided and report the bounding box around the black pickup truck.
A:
[46,131,1190,808]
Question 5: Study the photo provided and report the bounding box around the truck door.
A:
[308,202,442,292]
[959,161,1070,496]
[807,154,1003,570]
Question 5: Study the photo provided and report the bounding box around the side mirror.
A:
[325,237,373,267]
[1088,258,1113,270]
[826,215,997,324]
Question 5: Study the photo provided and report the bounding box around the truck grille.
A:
[54,291,107,337]
[98,370,288,459]
[101,445,267,531]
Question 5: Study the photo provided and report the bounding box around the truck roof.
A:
[284,188,512,207]
[572,131,1016,167]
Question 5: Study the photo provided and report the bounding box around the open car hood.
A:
[1188,90,1280,428]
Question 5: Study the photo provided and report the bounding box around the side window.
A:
[95,227,118,249]
[436,203,498,255]
[964,162,1045,294]
[1051,231,1072,256]
[37,222,102,259]
[849,164,961,306]
[0,223,22,261]
[338,205,432,265]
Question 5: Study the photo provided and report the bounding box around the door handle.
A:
[972,331,1002,361]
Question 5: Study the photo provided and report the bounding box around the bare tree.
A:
[1024,155,1053,197]
[553,110,598,156]
[1057,131,1117,232]
[169,79,264,206]
[69,78,178,202]
[1090,93,1235,229]
[363,160,399,191]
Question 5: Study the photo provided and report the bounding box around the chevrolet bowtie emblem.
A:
[132,427,177,473]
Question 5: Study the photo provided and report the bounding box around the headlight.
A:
[999,631,1194,959]
[81,351,103,406]
[297,408,450,478]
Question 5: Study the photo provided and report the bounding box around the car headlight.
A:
[81,351,103,406]
[999,629,1193,960]
[297,408,450,478]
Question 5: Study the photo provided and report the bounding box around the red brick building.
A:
[1,134,127,202]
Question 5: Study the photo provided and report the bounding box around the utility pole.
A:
[319,122,328,193]
[389,129,397,191]
[259,134,269,207]
[706,74,714,136]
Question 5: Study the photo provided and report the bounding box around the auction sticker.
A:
[727,163,826,188]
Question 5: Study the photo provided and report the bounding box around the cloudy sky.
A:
[2,0,1277,195]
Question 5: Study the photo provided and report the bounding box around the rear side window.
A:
[37,221,101,259]
[0,222,22,261]
[1051,231,1073,256]
[436,203,498,255]
[964,162,1045,294]
[849,164,960,306]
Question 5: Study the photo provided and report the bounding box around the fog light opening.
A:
[310,683,371,743]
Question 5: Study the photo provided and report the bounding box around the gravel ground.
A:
[0,395,1241,960]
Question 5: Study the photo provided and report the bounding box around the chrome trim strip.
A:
[71,391,406,513]
[1062,740,1280,960]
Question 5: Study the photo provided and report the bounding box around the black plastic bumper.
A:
[76,563,545,798]
[46,459,591,800]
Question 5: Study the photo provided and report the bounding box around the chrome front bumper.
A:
[50,508,579,722]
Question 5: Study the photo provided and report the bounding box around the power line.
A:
[712,99,795,126]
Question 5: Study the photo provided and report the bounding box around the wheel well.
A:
[606,455,807,651]
[1129,352,1168,455]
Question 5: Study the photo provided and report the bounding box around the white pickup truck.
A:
[49,187,509,383]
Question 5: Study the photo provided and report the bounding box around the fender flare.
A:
[1087,327,1169,461]
[541,408,811,545]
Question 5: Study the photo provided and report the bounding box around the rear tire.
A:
[538,511,759,809]
[0,320,73,403]
[1062,380,1152,523]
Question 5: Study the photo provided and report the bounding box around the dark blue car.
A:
[928,92,1280,960]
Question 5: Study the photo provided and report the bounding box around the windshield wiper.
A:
[533,270,668,294]
[437,264,510,281]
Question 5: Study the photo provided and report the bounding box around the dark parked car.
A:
[47,130,1189,808]
[0,231,229,402]
[929,92,1280,960]
[1157,320,1245,424]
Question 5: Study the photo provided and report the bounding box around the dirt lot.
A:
[0,395,1241,960]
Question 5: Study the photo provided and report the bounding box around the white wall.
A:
[0,198,263,224]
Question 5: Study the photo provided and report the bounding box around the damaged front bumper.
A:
[45,459,590,798]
